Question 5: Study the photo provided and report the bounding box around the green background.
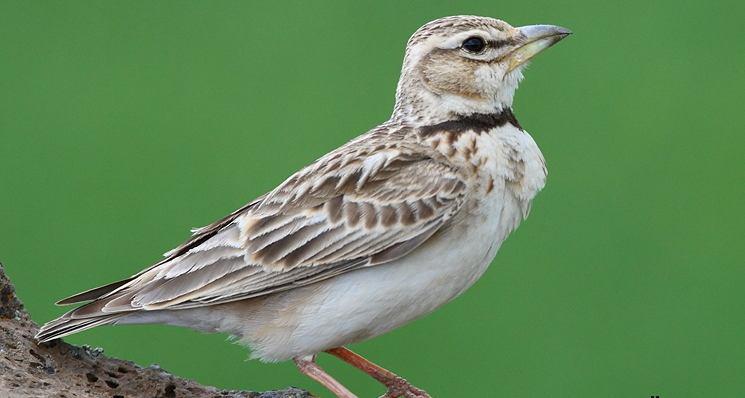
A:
[1,1,744,397]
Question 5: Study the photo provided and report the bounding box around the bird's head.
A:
[393,15,571,123]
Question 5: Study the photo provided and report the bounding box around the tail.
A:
[36,313,123,342]
[36,277,135,343]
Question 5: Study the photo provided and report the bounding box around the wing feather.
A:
[57,139,469,315]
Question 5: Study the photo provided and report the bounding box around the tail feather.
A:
[37,289,138,343]
[36,314,123,342]
[55,278,133,305]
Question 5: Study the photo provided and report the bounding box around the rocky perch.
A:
[0,263,311,398]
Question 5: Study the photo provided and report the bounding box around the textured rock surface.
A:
[0,263,312,398]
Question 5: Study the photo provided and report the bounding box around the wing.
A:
[63,139,469,317]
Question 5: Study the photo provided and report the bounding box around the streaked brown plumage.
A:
[38,15,570,398]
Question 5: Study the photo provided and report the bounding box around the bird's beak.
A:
[505,25,572,73]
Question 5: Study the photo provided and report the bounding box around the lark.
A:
[37,15,570,398]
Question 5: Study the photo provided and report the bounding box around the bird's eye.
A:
[461,37,486,53]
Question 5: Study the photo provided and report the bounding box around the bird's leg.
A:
[293,355,358,398]
[326,347,430,398]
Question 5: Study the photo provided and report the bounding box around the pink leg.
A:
[293,355,358,398]
[326,347,430,398]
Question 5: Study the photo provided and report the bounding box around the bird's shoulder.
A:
[162,120,470,273]
[255,122,468,215]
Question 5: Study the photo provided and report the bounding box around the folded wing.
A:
[38,139,468,341]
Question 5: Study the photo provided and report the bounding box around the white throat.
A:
[391,66,525,126]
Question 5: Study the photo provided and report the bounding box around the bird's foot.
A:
[380,376,430,398]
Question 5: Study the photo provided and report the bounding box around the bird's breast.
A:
[423,124,547,202]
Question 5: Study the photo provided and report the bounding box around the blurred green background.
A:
[1,1,744,397]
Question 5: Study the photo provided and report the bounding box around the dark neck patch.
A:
[419,108,522,136]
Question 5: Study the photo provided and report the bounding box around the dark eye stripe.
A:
[486,38,518,48]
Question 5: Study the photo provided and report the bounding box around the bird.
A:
[37,15,571,398]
